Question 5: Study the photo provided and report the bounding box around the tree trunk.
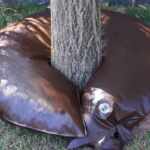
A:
[51,0,102,89]
[131,0,136,7]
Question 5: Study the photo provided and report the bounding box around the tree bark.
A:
[51,0,102,89]
[131,0,136,7]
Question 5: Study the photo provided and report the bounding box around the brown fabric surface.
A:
[69,10,150,150]
[0,10,84,137]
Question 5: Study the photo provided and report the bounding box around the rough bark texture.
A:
[51,0,102,89]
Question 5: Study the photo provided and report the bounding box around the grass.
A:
[0,3,47,29]
[0,120,68,150]
[101,5,150,25]
[125,132,150,150]
[127,5,150,25]
[0,3,149,150]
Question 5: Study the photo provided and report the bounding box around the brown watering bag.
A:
[68,10,150,150]
[0,8,150,150]
[0,10,84,137]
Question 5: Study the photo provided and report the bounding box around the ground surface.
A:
[0,118,149,150]
[0,3,149,150]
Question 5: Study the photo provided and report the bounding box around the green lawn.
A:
[127,5,150,26]
[0,119,68,150]
[125,133,150,150]
[0,3,149,150]
[0,3,47,29]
